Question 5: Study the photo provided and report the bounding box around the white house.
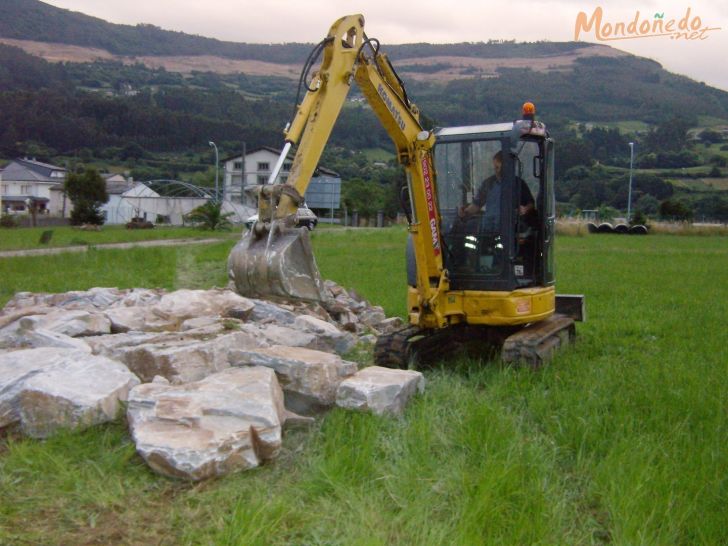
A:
[222,147,340,211]
[0,158,66,216]
[222,146,293,207]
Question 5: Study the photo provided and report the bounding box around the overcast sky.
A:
[44,0,728,91]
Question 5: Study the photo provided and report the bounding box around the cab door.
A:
[541,138,556,286]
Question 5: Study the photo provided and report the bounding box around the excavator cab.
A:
[433,122,555,292]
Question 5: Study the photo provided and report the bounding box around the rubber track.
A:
[374,326,422,369]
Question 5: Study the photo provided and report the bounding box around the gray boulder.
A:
[28,309,111,337]
[376,317,404,335]
[358,306,387,328]
[293,314,357,354]
[103,289,256,333]
[0,349,52,428]
[248,299,298,325]
[86,331,191,361]
[127,366,287,480]
[2,287,162,313]
[336,366,425,417]
[155,289,255,321]
[240,323,317,349]
[230,345,357,413]
[0,316,92,351]
[117,331,268,384]
[104,305,179,333]
[0,348,139,436]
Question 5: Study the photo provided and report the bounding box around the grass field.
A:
[0,225,236,252]
[1,229,727,544]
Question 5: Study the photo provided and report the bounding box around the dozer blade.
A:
[227,221,327,302]
[501,313,576,367]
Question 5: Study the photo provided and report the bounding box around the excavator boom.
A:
[228,14,443,305]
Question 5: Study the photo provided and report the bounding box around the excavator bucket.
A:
[227,220,327,302]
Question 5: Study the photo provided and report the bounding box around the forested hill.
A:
[2,0,595,62]
[3,1,728,161]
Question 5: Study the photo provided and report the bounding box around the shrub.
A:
[185,201,233,231]
[630,210,648,226]
[0,214,18,228]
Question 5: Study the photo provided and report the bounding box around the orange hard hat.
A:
[522,102,536,116]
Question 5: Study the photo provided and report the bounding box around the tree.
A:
[64,168,109,225]
[341,178,386,218]
[634,194,659,216]
[185,201,233,230]
[659,199,693,222]
[643,117,693,153]
[555,138,593,179]
[700,129,723,145]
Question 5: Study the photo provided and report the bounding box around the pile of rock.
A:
[0,284,424,480]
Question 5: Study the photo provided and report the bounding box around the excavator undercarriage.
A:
[375,312,578,369]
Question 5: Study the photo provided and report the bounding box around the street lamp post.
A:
[208,141,219,202]
[627,141,635,223]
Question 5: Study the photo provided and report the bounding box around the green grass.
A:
[1,230,727,544]
[360,147,396,162]
[0,224,237,252]
[696,116,728,128]
[668,176,728,192]
[0,241,234,306]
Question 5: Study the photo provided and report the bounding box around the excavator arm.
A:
[229,14,448,317]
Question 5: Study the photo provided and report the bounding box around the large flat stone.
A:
[0,348,139,435]
[118,331,268,384]
[104,305,179,333]
[19,355,140,438]
[230,345,357,413]
[103,289,256,333]
[293,315,357,354]
[248,299,298,325]
[0,349,54,428]
[2,287,163,313]
[28,309,111,337]
[239,323,317,350]
[0,316,92,351]
[336,366,425,417]
[155,289,255,321]
[127,366,286,480]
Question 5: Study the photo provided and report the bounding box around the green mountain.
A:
[1,0,727,222]
[0,0,586,62]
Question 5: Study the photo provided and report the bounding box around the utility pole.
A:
[241,141,247,206]
[208,141,219,202]
[627,142,635,223]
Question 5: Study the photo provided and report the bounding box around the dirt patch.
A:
[393,45,627,81]
[1,38,627,82]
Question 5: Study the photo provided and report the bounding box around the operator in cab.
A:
[458,150,535,231]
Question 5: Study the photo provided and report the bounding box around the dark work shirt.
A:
[473,176,535,209]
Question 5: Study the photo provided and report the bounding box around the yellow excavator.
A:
[228,14,584,367]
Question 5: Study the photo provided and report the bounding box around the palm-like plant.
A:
[185,201,234,231]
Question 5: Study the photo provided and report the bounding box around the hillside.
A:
[1,0,599,63]
[2,1,728,125]
[0,1,726,221]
